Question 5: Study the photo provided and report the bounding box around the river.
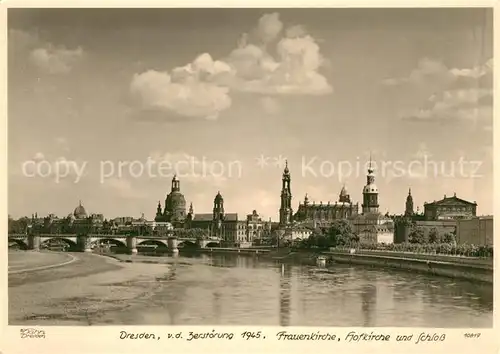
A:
[9,252,493,327]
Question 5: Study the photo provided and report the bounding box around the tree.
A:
[325,219,358,246]
[443,232,456,244]
[408,226,426,244]
[428,228,439,243]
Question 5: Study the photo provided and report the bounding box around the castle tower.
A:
[279,161,293,225]
[405,188,414,216]
[361,155,379,214]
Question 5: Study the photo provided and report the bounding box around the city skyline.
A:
[8,8,493,220]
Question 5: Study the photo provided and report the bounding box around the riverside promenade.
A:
[324,249,493,284]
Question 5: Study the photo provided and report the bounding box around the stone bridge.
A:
[8,234,222,254]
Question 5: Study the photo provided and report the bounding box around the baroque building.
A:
[246,210,272,244]
[423,193,477,221]
[188,191,248,246]
[293,185,359,227]
[155,175,187,227]
[394,191,478,243]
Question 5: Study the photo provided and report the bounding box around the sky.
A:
[8,8,494,221]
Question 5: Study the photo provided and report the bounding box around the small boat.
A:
[316,255,327,268]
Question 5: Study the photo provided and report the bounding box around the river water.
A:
[10,252,493,327]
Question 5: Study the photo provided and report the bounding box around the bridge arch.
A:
[205,241,220,248]
[92,238,127,248]
[137,239,168,248]
[41,237,78,251]
[8,238,28,250]
[177,240,198,249]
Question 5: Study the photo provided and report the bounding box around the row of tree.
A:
[408,226,456,244]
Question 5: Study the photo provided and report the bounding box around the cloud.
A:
[391,58,493,125]
[30,45,84,74]
[130,56,232,121]
[254,12,283,44]
[382,58,452,87]
[9,29,84,75]
[129,12,332,122]
[222,14,332,95]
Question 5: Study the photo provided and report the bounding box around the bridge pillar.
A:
[28,235,40,251]
[167,237,179,254]
[197,239,209,249]
[77,235,92,252]
[127,236,137,255]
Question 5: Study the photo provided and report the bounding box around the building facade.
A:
[187,191,248,246]
[246,210,272,244]
[423,193,477,221]
[293,186,359,227]
[155,175,187,227]
[456,216,493,246]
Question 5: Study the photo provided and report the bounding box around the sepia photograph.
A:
[7,7,493,329]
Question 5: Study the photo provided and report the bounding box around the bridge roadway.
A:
[8,234,222,254]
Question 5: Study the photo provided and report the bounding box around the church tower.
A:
[361,156,379,214]
[405,188,414,216]
[279,161,293,225]
[155,201,163,221]
[213,191,225,222]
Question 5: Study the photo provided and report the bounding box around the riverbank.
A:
[8,250,76,274]
[8,251,123,288]
[9,252,174,325]
[325,251,493,284]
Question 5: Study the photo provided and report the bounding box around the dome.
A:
[340,185,348,195]
[363,184,378,193]
[73,201,88,219]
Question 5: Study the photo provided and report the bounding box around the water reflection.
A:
[360,284,376,327]
[89,253,492,327]
[279,264,292,326]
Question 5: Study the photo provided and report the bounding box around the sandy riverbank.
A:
[8,251,74,273]
[8,252,174,325]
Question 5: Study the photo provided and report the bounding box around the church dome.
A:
[363,184,378,193]
[340,185,348,196]
[73,201,88,219]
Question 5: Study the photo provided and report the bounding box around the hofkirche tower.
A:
[361,156,379,214]
[279,161,293,225]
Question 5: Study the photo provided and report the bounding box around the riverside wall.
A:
[325,251,493,284]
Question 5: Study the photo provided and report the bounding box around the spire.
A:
[408,188,412,196]
[189,202,194,214]
[368,151,374,174]
[283,160,289,174]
